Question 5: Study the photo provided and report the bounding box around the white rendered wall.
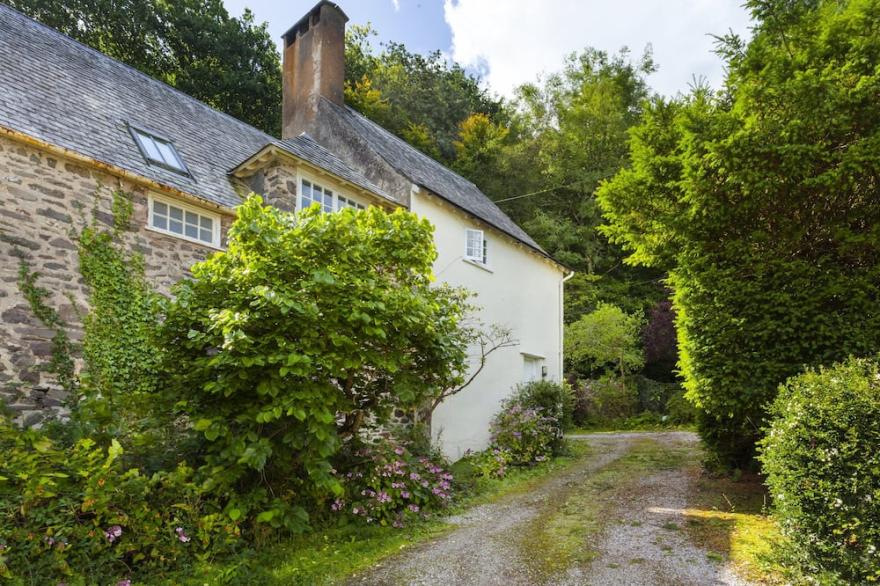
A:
[410,189,567,460]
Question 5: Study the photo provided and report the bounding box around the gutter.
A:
[559,270,576,381]
[0,124,236,216]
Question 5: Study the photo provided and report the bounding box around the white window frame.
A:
[522,354,546,383]
[464,228,488,265]
[147,194,222,249]
[128,125,190,176]
[297,172,369,213]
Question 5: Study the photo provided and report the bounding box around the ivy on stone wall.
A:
[75,189,164,444]
[15,252,77,394]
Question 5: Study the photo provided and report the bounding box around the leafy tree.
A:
[499,48,667,321]
[161,196,472,531]
[598,0,880,466]
[344,24,502,162]
[565,303,644,378]
[9,0,282,135]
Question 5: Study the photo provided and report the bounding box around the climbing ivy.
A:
[75,189,165,447]
[15,253,77,395]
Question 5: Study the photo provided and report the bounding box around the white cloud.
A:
[443,0,754,98]
[392,0,400,12]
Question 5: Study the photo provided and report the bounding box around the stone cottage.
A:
[0,1,571,458]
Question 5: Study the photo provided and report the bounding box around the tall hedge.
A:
[598,0,880,466]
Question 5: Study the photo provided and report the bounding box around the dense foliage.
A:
[598,0,880,466]
[9,0,282,134]
[760,356,880,584]
[334,441,454,528]
[565,303,644,379]
[489,399,557,466]
[162,196,471,532]
[0,416,236,584]
[344,24,503,164]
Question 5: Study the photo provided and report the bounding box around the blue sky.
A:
[222,0,754,98]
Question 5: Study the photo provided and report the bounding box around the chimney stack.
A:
[281,1,349,139]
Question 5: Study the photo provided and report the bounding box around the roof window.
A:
[129,125,189,175]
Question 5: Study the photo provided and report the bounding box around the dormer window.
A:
[465,229,488,265]
[129,125,189,175]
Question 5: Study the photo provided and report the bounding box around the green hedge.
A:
[760,356,880,584]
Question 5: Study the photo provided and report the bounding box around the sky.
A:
[222,0,755,98]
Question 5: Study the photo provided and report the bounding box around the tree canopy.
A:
[9,0,282,135]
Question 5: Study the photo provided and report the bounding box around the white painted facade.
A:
[410,189,569,459]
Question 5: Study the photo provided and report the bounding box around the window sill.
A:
[145,225,224,251]
[463,258,494,273]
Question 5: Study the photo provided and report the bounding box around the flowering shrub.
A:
[334,442,454,527]
[489,399,557,466]
[760,356,880,584]
[0,417,238,584]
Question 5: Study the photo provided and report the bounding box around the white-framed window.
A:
[148,194,221,248]
[523,355,545,383]
[129,125,189,175]
[338,195,366,211]
[465,228,487,264]
[299,178,368,213]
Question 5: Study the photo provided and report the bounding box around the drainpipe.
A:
[559,270,575,381]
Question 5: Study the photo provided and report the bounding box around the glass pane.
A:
[155,140,183,169]
[185,211,198,226]
[185,223,198,238]
[153,201,167,216]
[153,215,167,230]
[138,132,163,162]
[200,216,213,230]
[200,228,212,243]
[169,219,183,234]
[170,206,183,221]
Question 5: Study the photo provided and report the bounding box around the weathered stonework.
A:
[261,162,298,211]
[0,134,233,426]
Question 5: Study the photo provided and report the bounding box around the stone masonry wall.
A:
[0,134,233,426]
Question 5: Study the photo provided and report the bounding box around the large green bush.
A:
[0,417,235,584]
[511,380,574,432]
[489,398,558,466]
[598,0,880,466]
[760,356,880,584]
[162,196,471,532]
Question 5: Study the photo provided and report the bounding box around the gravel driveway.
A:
[347,432,752,586]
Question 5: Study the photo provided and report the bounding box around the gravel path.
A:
[347,432,752,586]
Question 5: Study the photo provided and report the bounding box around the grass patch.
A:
[152,444,588,585]
[681,471,785,584]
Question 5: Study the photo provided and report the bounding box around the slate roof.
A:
[0,3,274,209]
[323,99,546,254]
[0,3,550,260]
[272,133,393,201]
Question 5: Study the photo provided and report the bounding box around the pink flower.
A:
[104,526,123,543]
[175,527,191,543]
[331,498,345,512]
[394,447,405,455]
[392,519,404,528]
[117,581,131,586]
[409,472,420,481]
[408,504,419,513]
[401,490,411,499]
[377,491,391,503]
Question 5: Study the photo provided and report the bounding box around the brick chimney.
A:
[281,1,348,139]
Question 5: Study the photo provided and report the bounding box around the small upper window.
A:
[465,229,487,264]
[130,126,189,175]
[300,179,368,213]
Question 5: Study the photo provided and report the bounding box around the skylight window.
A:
[129,126,189,175]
